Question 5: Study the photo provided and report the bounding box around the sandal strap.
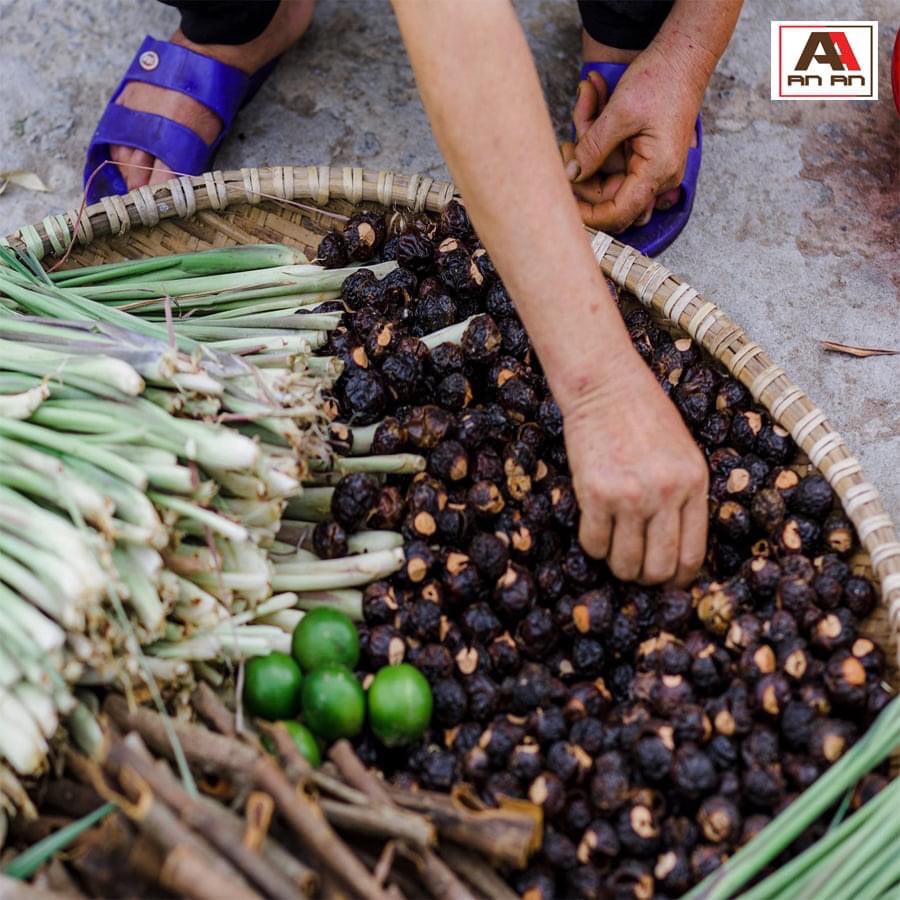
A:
[120,36,252,128]
[86,104,213,187]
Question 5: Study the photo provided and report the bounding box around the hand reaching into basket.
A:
[393,0,709,585]
[561,354,709,585]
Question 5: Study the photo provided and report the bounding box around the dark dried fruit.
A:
[461,315,502,362]
[316,231,349,268]
[331,473,379,531]
[312,521,348,559]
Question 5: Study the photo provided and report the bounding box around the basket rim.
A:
[3,163,899,664]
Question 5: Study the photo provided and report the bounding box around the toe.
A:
[655,188,681,211]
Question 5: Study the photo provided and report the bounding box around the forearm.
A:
[391,0,636,414]
[652,0,743,90]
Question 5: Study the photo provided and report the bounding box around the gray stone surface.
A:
[1,0,897,519]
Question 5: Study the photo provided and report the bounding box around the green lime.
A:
[367,663,433,747]
[301,664,366,741]
[282,721,322,767]
[291,607,360,672]
[243,652,303,720]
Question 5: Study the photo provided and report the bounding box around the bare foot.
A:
[110,0,314,191]
[578,29,694,220]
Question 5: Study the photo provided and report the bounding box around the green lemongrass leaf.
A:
[50,244,307,286]
[2,801,116,880]
[75,261,392,303]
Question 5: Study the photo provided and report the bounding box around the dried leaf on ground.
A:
[0,170,49,196]
[820,340,899,358]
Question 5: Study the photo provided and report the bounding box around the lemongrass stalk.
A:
[51,244,308,286]
[0,764,37,819]
[0,623,54,689]
[256,608,304,633]
[112,548,166,635]
[818,815,900,900]
[685,696,900,900]
[79,261,392,303]
[278,548,319,564]
[60,396,260,470]
[0,462,111,527]
[149,627,290,661]
[223,394,322,421]
[0,486,108,587]
[0,583,63,653]
[182,396,222,418]
[421,315,477,350]
[171,323,316,341]
[0,646,22,688]
[741,780,900,900]
[348,530,405,553]
[205,467,268,499]
[178,312,343,331]
[336,453,426,475]
[63,457,163,536]
[193,571,270,594]
[66,702,104,758]
[219,592,298,628]
[115,445,179,465]
[0,384,48,419]
[285,487,334,522]
[136,463,197,494]
[0,504,105,605]
[206,333,323,354]
[0,688,48,774]
[1,802,116,880]
[200,291,341,318]
[150,492,248,544]
[166,543,219,574]
[0,418,146,487]
[272,547,404,591]
[194,661,225,686]
[143,386,184,414]
[0,526,97,610]
[214,497,286,529]
[258,466,301,499]
[12,683,57,740]
[0,553,71,625]
[0,336,145,394]
[348,422,378,455]
[173,594,229,628]
[295,589,363,620]
[168,371,227,395]
[0,273,203,354]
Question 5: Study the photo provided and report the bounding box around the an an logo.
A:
[771,21,878,100]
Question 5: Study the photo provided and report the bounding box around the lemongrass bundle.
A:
[0,247,412,818]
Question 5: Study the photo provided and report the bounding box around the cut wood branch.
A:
[104,695,388,900]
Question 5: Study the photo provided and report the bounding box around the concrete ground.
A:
[1,0,897,521]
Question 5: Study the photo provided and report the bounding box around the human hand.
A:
[560,347,709,586]
[562,40,708,231]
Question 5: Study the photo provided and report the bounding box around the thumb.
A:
[572,77,599,141]
[568,104,634,184]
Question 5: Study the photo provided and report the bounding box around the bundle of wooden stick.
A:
[7,685,541,900]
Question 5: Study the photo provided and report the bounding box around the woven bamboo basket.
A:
[3,164,898,692]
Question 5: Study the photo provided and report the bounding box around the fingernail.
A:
[565,159,581,182]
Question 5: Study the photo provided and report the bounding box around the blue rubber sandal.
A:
[84,36,277,203]
[578,62,702,257]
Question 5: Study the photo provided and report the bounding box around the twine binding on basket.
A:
[3,164,898,666]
